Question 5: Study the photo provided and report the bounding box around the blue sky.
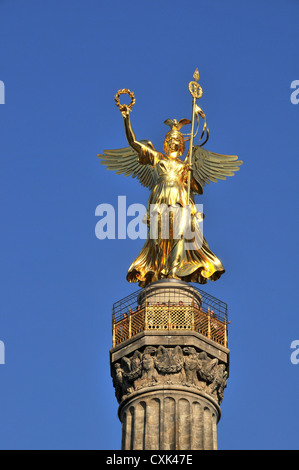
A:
[0,0,298,450]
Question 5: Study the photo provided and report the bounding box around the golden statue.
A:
[98,70,242,288]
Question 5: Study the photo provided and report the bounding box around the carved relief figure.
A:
[112,345,227,405]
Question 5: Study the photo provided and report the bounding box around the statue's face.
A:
[164,136,182,158]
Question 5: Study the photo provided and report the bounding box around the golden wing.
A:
[185,145,243,195]
[97,140,157,190]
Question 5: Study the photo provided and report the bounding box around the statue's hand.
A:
[120,105,130,118]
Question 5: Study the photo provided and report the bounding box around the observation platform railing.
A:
[112,285,228,348]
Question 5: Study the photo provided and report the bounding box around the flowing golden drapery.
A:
[126,149,224,288]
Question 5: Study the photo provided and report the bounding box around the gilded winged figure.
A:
[98,86,242,288]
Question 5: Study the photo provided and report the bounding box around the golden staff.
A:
[187,68,202,204]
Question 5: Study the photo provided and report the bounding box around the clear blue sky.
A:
[0,0,298,450]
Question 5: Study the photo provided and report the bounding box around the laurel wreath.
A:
[188,81,203,100]
[114,89,136,112]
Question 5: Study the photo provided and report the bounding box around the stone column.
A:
[110,330,229,450]
[120,387,219,450]
[110,281,229,451]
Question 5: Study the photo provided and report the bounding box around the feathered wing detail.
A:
[185,145,243,195]
[97,140,156,190]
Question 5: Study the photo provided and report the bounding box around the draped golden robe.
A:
[126,147,225,287]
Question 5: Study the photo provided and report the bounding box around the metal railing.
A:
[112,284,228,348]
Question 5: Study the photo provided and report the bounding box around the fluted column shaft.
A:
[120,388,219,451]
